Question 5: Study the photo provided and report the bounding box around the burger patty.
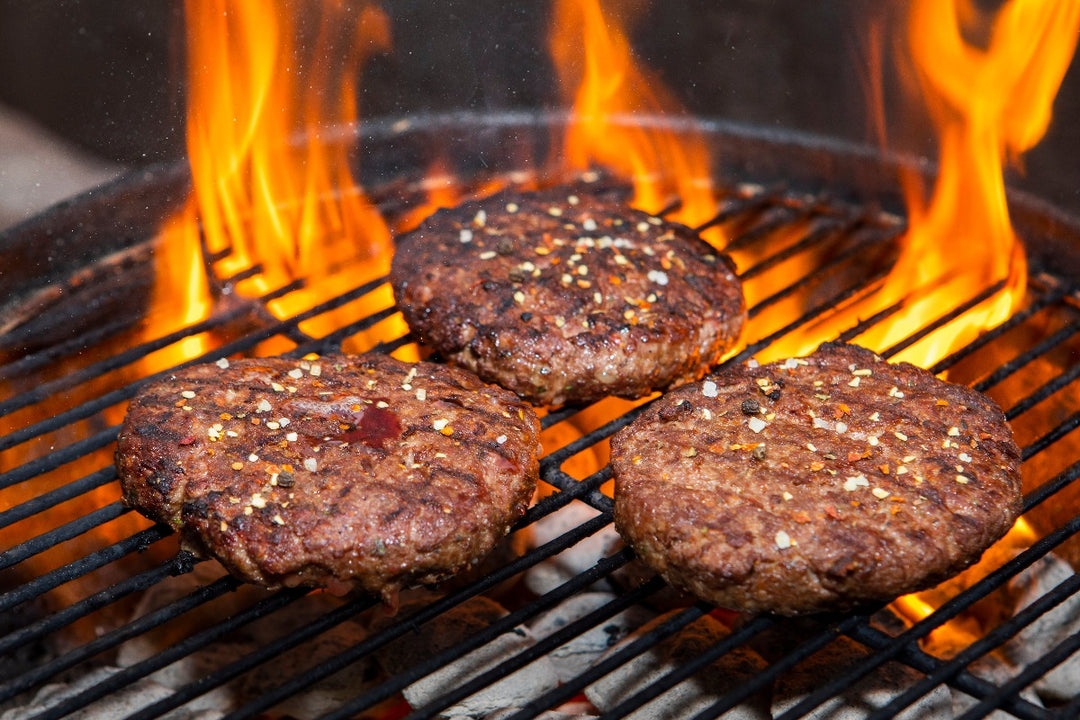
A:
[611,342,1023,616]
[389,186,746,406]
[116,353,541,603]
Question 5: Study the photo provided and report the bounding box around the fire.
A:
[549,0,719,241]
[782,0,1079,369]
[151,0,396,363]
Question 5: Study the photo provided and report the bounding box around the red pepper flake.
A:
[178,435,196,446]
[879,464,890,475]
[793,511,812,524]
[846,451,862,463]
[825,505,841,519]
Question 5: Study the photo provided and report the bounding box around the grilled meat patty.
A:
[390,186,746,406]
[611,342,1023,616]
[116,353,541,603]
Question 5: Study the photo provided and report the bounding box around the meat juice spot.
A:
[338,405,403,449]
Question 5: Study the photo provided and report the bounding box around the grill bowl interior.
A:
[3,113,1080,719]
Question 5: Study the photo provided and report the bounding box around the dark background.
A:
[0,0,1077,214]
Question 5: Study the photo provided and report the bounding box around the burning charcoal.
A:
[524,500,623,596]
[528,592,656,682]
[1001,552,1080,703]
[239,611,379,720]
[484,704,598,719]
[772,635,951,719]
[0,665,221,720]
[372,596,560,717]
[585,611,770,720]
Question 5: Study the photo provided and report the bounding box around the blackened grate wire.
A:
[2,178,1080,720]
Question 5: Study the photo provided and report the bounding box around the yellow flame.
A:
[777,0,1079,369]
[549,0,719,241]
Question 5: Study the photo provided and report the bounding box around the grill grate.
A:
[3,167,1080,720]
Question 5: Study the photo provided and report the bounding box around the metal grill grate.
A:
[4,145,1080,720]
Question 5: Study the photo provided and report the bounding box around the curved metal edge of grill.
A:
[2,114,1080,719]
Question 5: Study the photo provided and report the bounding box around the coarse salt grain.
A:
[959,452,973,463]
[834,421,848,434]
[288,368,303,379]
[416,388,427,401]
[459,228,473,243]
[303,458,318,472]
[181,390,196,399]
[747,358,760,369]
[872,487,890,499]
[251,493,266,508]
[646,269,669,285]
[782,358,799,370]
[215,358,230,369]
[843,474,869,491]
[309,364,321,377]
[286,432,298,442]
[256,399,272,413]
[748,417,767,433]
[702,380,718,398]
[496,434,507,445]
[775,531,792,550]
[433,418,449,431]
[582,218,597,232]
[813,417,833,431]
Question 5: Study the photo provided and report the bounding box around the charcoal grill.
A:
[4,113,1080,719]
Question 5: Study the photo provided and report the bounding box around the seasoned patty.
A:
[389,186,746,406]
[611,342,1023,616]
[116,353,541,603]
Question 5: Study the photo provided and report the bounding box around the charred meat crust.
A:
[611,342,1023,616]
[389,186,746,406]
[116,353,541,602]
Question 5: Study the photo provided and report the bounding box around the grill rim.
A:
[3,113,1080,718]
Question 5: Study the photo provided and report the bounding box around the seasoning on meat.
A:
[116,353,541,606]
[611,342,1023,616]
[389,185,746,406]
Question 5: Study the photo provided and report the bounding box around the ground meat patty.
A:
[390,186,745,406]
[116,353,541,604]
[611,342,1023,616]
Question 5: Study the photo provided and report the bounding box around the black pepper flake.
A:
[496,238,515,255]
[520,312,533,322]
[752,445,767,461]
[277,471,295,488]
[659,399,693,421]
[740,399,760,416]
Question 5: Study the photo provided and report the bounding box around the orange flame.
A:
[549,0,719,240]
[783,0,1079,368]
[150,0,395,362]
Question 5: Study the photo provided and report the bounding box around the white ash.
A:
[524,501,623,596]
[771,635,951,719]
[585,611,770,720]
[0,665,221,720]
[484,703,598,719]
[116,561,380,720]
[528,592,656,682]
[372,596,560,717]
[1001,552,1080,704]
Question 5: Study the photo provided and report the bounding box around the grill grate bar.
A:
[1021,408,1080,462]
[979,318,1080,395]
[0,465,115,532]
[123,593,380,720]
[879,279,1008,361]
[0,560,200,702]
[33,587,311,720]
[0,425,119,491]
[0,500,128,571]
[932,278,1074,380]
[1004,354,1080,422]
[408,566,672,720]
[774,502,1080,720]
[0,525,168,614]
[857,568,1080,720]
[738,215,869,281]
[847,624,1052,720]
[223,509,623,720]
[0,272,387,455]
[594,613,779,720]
[0,316,136,380]
[1,568,237,705]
